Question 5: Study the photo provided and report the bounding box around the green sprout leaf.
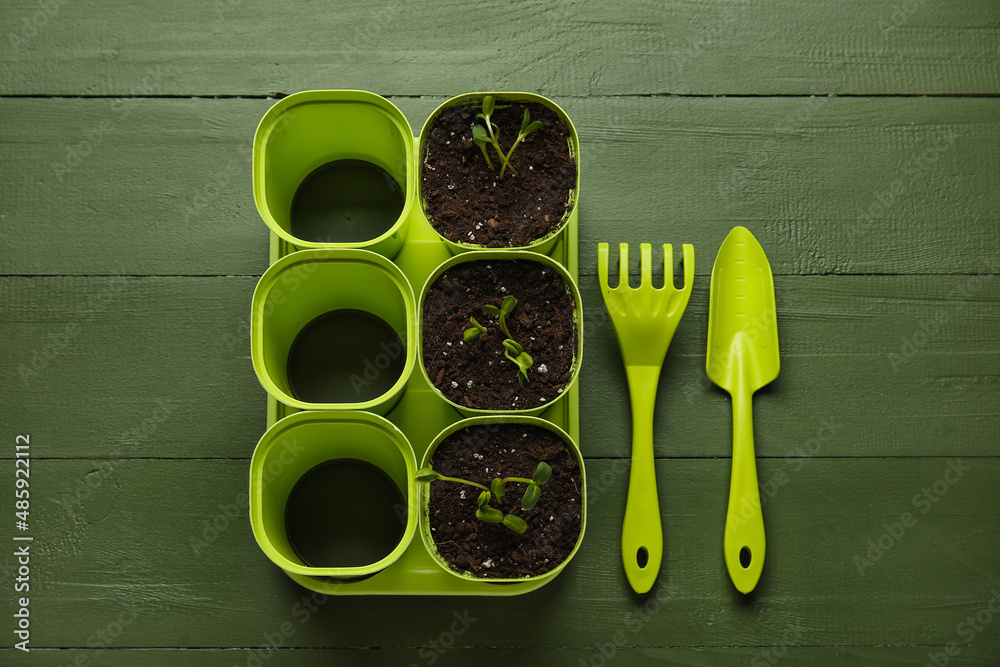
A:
[500,295,517,318]
[499,109,543,179]
[471,125,494,171]
[415,467,442,483]
[486,296,517,338]
[476,505,504,523]
[477,490,491,508]
[463,316,487,342]
[521,483,541,510]
[502,339,523,356]
[503,514,528,534]
[491,478,506,501]
[472,96,517,178]
[503,339,533,385]
[532,461,552,485]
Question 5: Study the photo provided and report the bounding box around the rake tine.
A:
[618,243,630,288]
[682,243,695,292]
[639,243,653,287]
[598,243,610,291]
[662,244,674,291]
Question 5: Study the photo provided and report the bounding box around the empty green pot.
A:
[250,410,417,579]
[253,90,414,258]
[251,248,416,413]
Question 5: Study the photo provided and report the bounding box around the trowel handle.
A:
[621,365,662,594]
[725,382,766,593]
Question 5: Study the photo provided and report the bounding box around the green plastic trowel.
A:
[706,226,780,594]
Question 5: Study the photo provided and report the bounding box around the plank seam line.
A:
[1,93,999,100]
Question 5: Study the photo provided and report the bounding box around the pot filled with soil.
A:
[251,248,416,414]
[253,90,415,258]
[419,251,583,416]
[416,416,586,582]
[418,93,579,255]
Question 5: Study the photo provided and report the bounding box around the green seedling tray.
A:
[264,132,580,597]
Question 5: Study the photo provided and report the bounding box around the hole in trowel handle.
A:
[636,546,649,568]
[739,546,752,569]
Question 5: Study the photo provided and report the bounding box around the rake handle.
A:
[621,364,663,594]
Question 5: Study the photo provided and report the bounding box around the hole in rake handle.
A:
[636,546,649,568]
[739,546,752,569]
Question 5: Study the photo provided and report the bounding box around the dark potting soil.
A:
[421,101,576,247]
[422,260,577,410]
[427,423,582,579]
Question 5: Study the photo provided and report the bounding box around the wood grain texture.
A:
[3,647,998,666]
[1,0,998,96]
[1,458,996,656]
[2,274,996,459]
[1,96,998,276]
[1,1,998,661]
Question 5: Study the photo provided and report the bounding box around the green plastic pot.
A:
[418,251,583,417]
[416,92,580,256]
[250,411,417,579]
[253,90,414,258]
[251,248,416,414]
[418,416,587,583]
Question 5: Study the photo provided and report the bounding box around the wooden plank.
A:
[1,96,998,276]
[3,458,997,651]
[5,646,998,666]
[2,274,997,459]
[1,1,998,96]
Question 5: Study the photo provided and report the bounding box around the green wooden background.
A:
[2,0,998,664]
